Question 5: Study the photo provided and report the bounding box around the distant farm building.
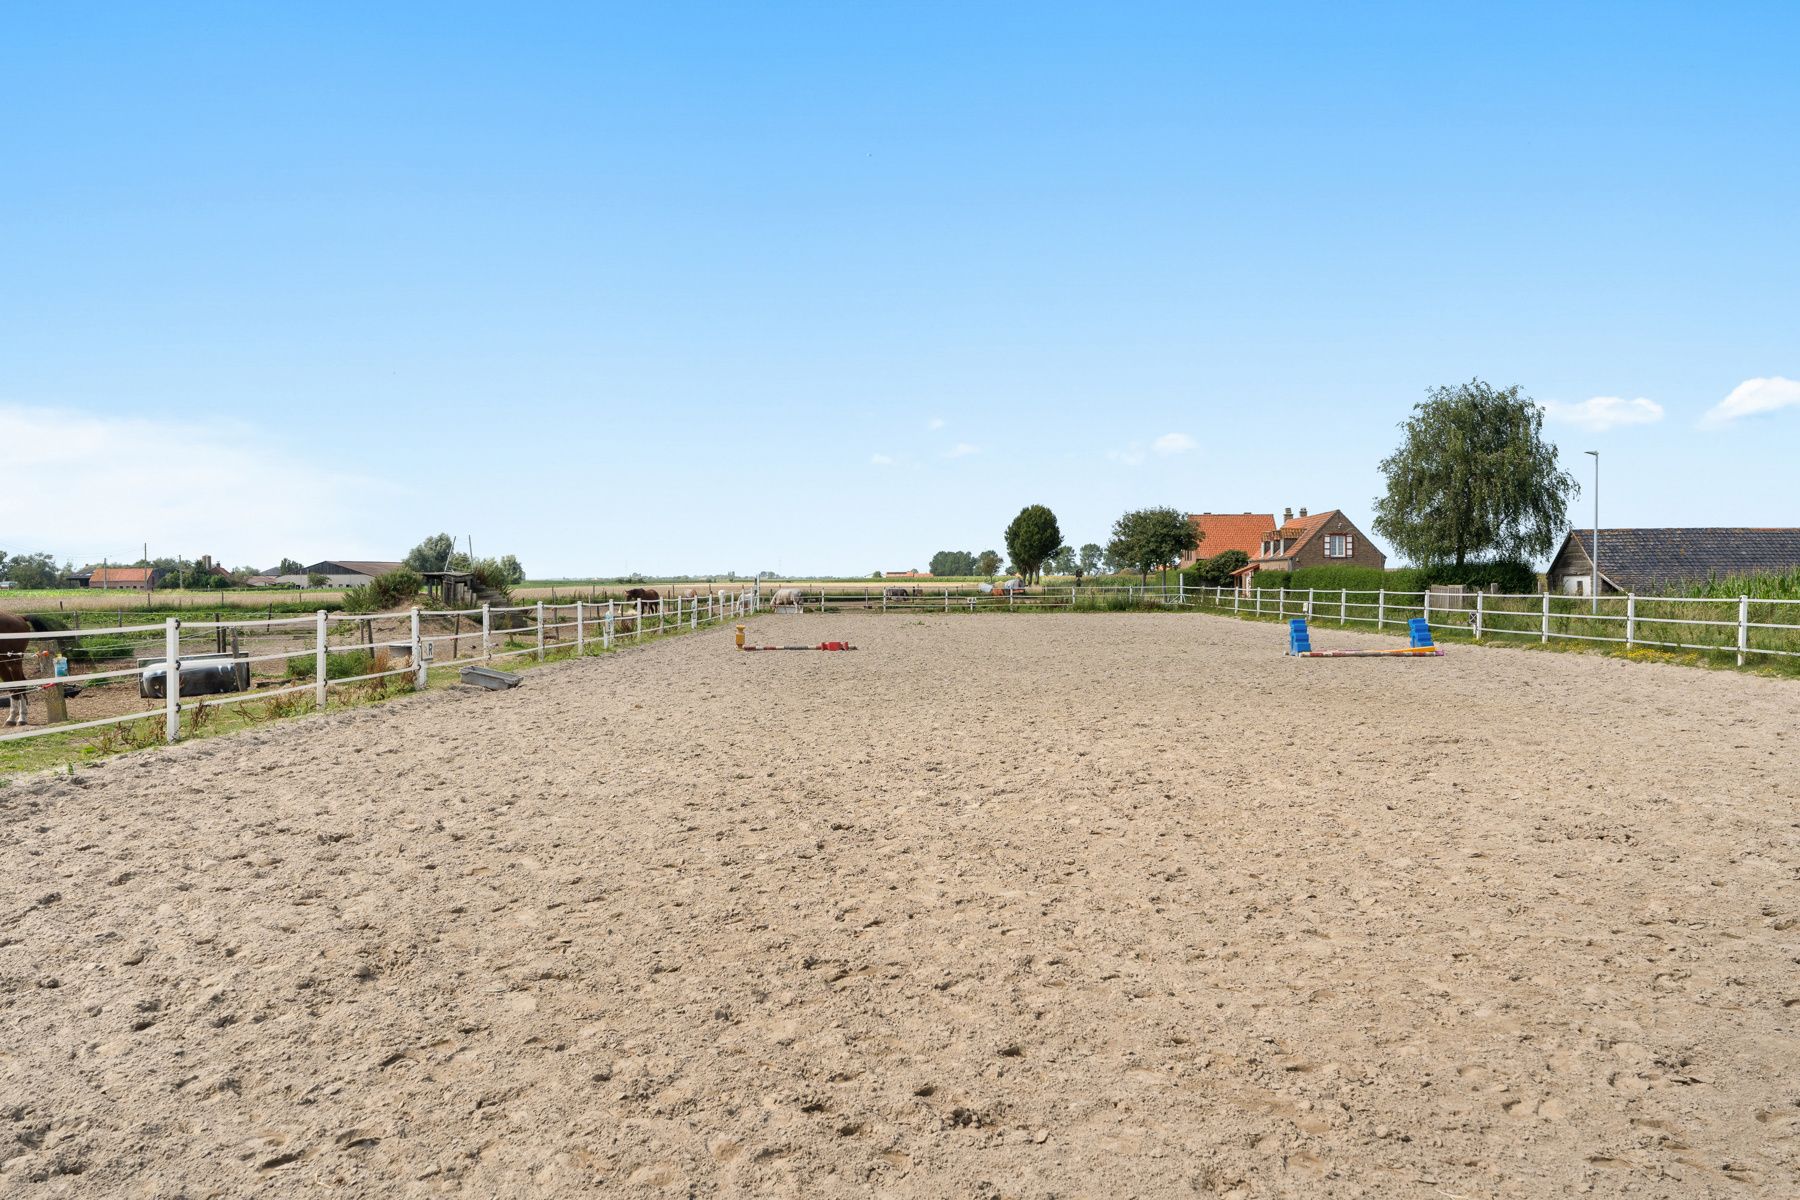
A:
[72,566,156,591]
[275,560,405,587]
[1548,528,1800,595]
[1232,507,1387,590]
[1178,513,1277,568]
[884,570,932,578]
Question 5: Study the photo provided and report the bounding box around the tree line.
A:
[921,378,1581,590]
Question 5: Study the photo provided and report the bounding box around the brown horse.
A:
[624,587,661,613]
[0,613,58,728]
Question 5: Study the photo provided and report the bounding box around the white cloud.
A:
[0,403,406,567]
[1152,432,1197,455]
[1106,444,1147,466]
[1540,395,1664,432]
[1699,376,1800,428]
[869,453,896,466]
[944,442,979,458]
[926,417,946,431]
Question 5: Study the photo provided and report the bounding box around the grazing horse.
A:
[0,613,58,728]
[624,587,661,613]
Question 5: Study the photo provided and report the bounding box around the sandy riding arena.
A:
[4,613,1798,1197]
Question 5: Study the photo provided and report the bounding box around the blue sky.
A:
[3,2,1796,576]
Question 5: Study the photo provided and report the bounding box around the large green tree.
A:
[1047,545,1077,576]
[1106,507,1200,587]
[1003,505,1063,583]
[1373,380,1577,567]
[1077,543,1104,578]
[929,549,977,577]
[975,549,1002,577]
[404,533,459,573]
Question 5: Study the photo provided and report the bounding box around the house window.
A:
[1325,534,1352,558]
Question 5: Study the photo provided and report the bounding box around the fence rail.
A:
[754,581,1800,666]
[8,578,1793,759]
[2,590,753,750]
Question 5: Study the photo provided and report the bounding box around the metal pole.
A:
[315,610,328,710]
[164,617,181,743]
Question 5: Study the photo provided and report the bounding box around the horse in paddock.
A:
[0,612,60,728]
[624,587,661,613]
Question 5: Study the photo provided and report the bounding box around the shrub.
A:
[340,568,423,614]
[1415,560,1537,593]
[286,649,374,682]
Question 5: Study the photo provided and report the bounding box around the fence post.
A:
[1178,574,1185,605]
[576,600,585,655]
[315,610,329,711]
[1541,590,1550,643]
[1625,593,1635,648]
[692,597,699,630]
[1738,595,1749,666]
[636,598,643,642]
[1475,591,1484,640]
[482,603,492,662]
[411,606,426,688]
[535,601,546,661]
[1307,588,1315,617]
[1255,588,1262,616]
[1377,589,1385,630]
[164,617,182,743]
[1340,588,1347,625]
[605,600,615,650]
[1278,588,1286,618]
[944,588,950,613]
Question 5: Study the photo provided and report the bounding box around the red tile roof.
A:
[88,567,153,584]
[1183,513,1276,564]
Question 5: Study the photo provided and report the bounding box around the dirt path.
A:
[3,613,1797,1197]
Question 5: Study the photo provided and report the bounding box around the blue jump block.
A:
[1408,617,1435,648]
[1288,618,1311,655]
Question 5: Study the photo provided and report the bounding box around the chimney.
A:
[1298,506,1308,518]
[1283,507,1294,523]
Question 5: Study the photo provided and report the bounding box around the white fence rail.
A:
[8,579,1792,757]
[755,581,1800,667]
[1,591,753,749]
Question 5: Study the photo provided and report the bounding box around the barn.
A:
[1548,528,1800,595]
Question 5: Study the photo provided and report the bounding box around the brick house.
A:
[1177,512,1276,569]
[1231,507,1386,591]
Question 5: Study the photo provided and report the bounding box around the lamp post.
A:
[1584,450,1599,614]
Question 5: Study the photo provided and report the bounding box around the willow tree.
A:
[1372,380,1577,568]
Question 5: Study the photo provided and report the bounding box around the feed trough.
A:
[460,665,523,690]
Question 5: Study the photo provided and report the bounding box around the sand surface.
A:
[4,612,1798,1197]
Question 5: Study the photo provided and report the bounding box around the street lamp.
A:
[1584,451,1599,614]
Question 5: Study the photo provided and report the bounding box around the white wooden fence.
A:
[759,581,1800,667]
[1,591,752,748]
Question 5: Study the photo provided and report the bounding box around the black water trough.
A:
[139,653,252,699]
